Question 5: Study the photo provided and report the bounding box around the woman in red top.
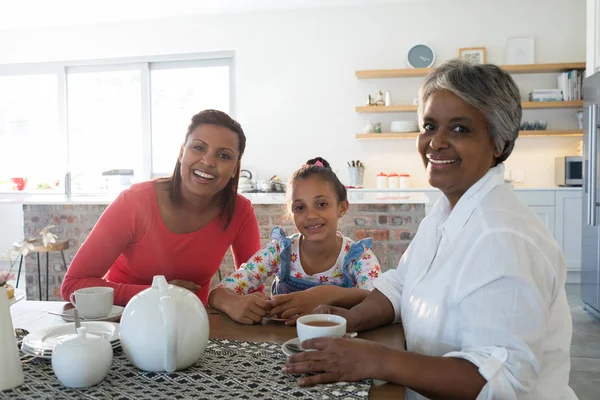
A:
[61,110,261,306]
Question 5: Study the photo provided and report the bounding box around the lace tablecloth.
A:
[8,338,371,399]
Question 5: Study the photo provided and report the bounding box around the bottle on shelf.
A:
[399,174,411,189]
[376,172,388,189]
[388,172,399,189]
[384,91,392,106]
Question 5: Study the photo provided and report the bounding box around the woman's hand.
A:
[227,292,272,325]
[282,337,388,386]
[169,279,198,292]
[269,286,344,325]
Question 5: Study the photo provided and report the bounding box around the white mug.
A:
[69,287,114,319]
[296,314,347,345]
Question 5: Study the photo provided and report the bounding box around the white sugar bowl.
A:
[52,327,113,388]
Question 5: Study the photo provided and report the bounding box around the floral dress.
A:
[217,226,382,295]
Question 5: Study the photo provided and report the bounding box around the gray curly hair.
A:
[418,59,522,164]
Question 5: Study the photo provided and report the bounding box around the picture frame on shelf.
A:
[458,47,486,64]
[506,36,535,65]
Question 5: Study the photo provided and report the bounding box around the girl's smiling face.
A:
[418,90,501,208]
[290,176,348,243]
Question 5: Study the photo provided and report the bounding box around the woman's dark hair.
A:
[289,157,347,204]
[167,109,246,229]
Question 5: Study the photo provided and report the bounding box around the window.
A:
[67,67,143,193]
[0,53,234,193]
[150,60,231,175]
[0,74,62,188]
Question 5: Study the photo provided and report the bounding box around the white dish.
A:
[8,288,26,306]
[391,128,418,133]
[61,305,124,322]
[22,321,120,358]
[282,337,303,357]
[390,121,418,133]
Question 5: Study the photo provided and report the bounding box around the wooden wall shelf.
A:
[355,129,583,140]
[356,101,583,113]
[521,100,583,109]
[356,105,417,113]
[355,62,586,79]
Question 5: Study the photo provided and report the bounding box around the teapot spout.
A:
[152,276,169,294]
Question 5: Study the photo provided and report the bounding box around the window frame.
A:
[0,51,235,188]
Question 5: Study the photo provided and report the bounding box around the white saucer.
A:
[282,337,304,357]
[8,288,26,307]
[281,333,358,356]
[61,305,124,322]
[22,321,120,358]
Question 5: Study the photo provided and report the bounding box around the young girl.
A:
[209,157,381,325]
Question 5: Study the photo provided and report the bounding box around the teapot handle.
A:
[159,295,178,373]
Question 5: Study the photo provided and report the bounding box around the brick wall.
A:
[22,202,424,301]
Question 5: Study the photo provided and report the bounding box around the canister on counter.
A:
[399,174,411,189]
[376,172,388,189]
[388,172,399,188]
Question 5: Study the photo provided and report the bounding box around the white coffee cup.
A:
[296,314,347,345]
[69,287,114,319]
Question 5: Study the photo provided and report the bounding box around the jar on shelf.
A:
[388,172,399,189]
[399,174,411,189]
[376,172,388,189]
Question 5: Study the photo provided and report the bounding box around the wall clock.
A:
[407,44,435,68]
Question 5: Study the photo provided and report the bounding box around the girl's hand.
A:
[228,292,272,325]
[168,279,198,292]
[269,286,341,325]
[282,337,386,386]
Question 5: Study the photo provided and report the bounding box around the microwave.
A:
[555,156,583,187]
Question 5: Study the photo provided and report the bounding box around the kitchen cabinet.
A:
[514,190,556,236]
[555,190,583,280]
[529,206,556,236]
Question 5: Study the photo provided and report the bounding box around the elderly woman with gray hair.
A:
[283,59,576,400]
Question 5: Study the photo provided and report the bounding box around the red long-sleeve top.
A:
[61,181,261,306]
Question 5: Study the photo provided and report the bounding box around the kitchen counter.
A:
[0,186,581,204]
[244,192,429,204]
[0,191,430,205]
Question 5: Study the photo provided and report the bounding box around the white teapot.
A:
[52,327,113,388]
[119,275,209,372]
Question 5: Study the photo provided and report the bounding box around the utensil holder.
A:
[348,167,364,187]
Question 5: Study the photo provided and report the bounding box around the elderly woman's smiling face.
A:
[418,90,501,208]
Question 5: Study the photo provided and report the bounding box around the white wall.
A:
[0,0,586,188]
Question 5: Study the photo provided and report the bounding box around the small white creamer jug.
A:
[119,275,209,372]
[52,327,113,388]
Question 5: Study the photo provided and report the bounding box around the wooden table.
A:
[11,301,405,399]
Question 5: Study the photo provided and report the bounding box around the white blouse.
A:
[374,164,577,400]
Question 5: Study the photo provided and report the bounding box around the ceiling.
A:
[0,0,424,30]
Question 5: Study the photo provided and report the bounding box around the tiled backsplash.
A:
[22,202,424,301]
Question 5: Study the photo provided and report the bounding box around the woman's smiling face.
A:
[418,90,501,207]
[178,124,240,199]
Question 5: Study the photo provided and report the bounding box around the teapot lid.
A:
[58,327,103,348]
